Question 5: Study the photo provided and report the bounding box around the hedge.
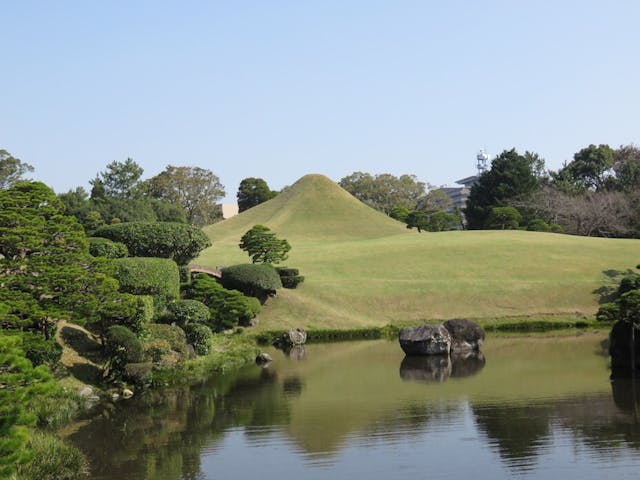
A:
[183,323,213,355]
[185,274,260,329]
[113,257,180,310]
[276,267,305,289]
[221,264,282,302]
[147,323,188,356]
[167,300,210,326]
[105,325,144,377]
[94,222,211,265]
[88,237,129,259]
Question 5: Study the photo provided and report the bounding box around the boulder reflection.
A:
[399,352,485,383]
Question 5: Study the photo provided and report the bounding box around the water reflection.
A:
[65,335,640,480]
[399,352,485,383]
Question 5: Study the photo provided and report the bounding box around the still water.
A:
[66,333,640,479]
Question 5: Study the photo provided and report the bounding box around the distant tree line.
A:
[339,143,640,238]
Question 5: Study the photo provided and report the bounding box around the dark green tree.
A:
[553,144,615,192]
[239,225,291,264]
[0,334,58,476]
[146,165,225,225]
[485,206,522,230]
[613,144,640,193]
[0,149,34,190]
[464,149,544,229]
[389,205,410,223]
[0,183,90,334]
[237,178,277,213]
[91,158,144,198]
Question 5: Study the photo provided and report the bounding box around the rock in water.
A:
[399,324,451,356]
[443,319,485,353]
[609,320,640,376]
[273,328,307,349]
[399,355,452,383]
[256,353,273,365]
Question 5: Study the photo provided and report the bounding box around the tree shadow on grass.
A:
[60,325,103,363]
[69,363,103,385]
[593,269,636,305]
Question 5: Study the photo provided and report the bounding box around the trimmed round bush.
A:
[94,221,211,265]
[167,300,210,325]
[185,274,260,329]
[183,323,213,355]
[88,237,129,258]
[221,264,282,302]
[527,219,551,232]
[147,323,188,356]
[106,325,144,377]
[113,257,180,309]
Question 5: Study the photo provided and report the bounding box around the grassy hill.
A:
[198,174,640,330]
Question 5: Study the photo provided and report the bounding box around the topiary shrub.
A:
[549,224,564,233]
[183,323,213,355]
[113,257,180,310]
[167,299,210,326]
[184,274,260,329]
[88,237,129,258]
[527,219,551,232]
[94,222,211,265]
[485,206,522,230]
[105,325,144,377]
[221,264,282,303]
[276,267,305,289]
[147,323,188,356]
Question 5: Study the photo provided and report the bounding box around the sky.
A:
[2,0,639,202]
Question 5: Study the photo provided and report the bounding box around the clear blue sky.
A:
[2,1,639,201]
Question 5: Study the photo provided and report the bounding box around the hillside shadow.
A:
[593,269,635,304]
[60,325,103,363]
[69,363,103,385]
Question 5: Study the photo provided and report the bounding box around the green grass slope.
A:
[198,174,640,330]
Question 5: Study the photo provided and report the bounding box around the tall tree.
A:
[552,144,615,192]
[91,158,144,199]
[613,144,640,193]
[0,182,121,336]
[237,178,277,213]
[145,165,225,225]
[339,172,426,214]
[464,149,544,229]
[0,149,34,190]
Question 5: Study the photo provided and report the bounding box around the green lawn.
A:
[197,174,640,331]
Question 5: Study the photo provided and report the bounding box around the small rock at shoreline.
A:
[256,353,273,365]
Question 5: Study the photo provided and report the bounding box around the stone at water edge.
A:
[256,353,273,365]
[443,319,485,353]
[122,388,134,399]
[273,328,307,349]
[398,324,451,356]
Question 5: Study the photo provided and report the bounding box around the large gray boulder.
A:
[399,324,451,356]
[609,320,640,376]
[273,328,307,349]
[443,319,485,353]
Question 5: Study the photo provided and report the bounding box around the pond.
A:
[64,333,640,480]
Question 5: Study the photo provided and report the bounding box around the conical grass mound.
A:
[203,174,407,243]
